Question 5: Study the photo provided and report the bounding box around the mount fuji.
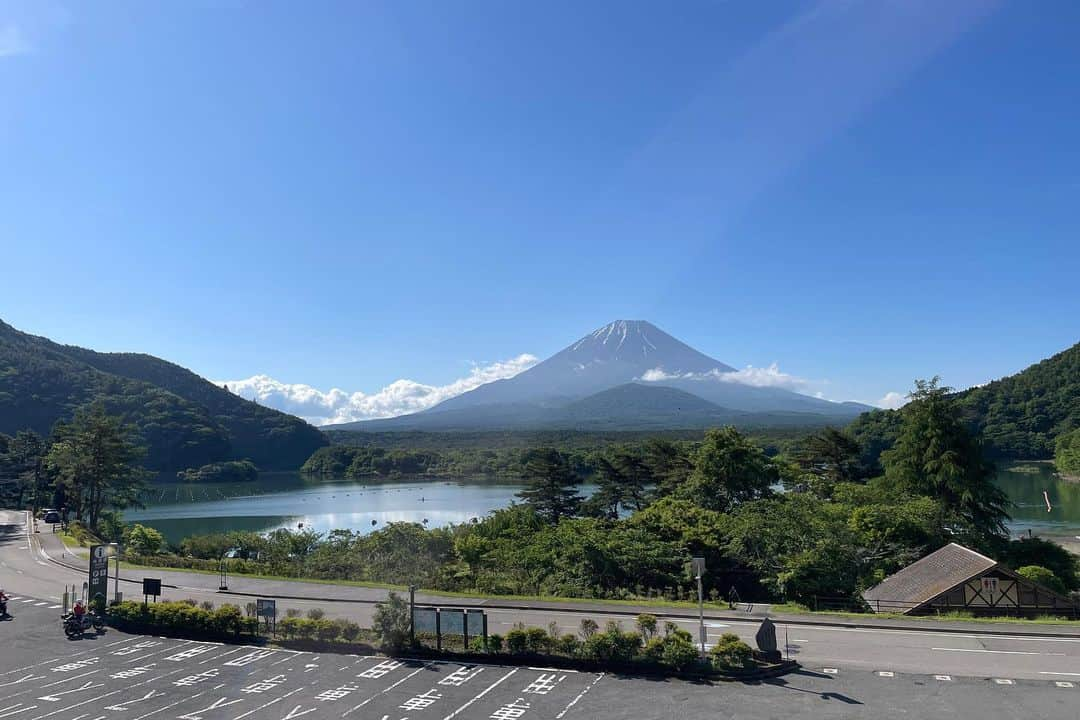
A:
[330,320,873,431]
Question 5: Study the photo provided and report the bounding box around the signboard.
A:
[413,607,438,634]
[465,609,485,638]
[256,599,277,618]
[692,556,706,578]
[89,545,110,604]
[142,578,162,598]
[440,609,465,636]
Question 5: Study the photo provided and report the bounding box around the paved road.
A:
[4,510,1080,690]
[0,601,1077,719]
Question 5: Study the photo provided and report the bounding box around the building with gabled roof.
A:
[862,542,1077,617]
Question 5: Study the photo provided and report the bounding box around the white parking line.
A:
[993,679,1015,685]
[1039,671,1080,677]
[1055,682,1075,688]
[556,673,604,719]
[232,687,305,720]
[440,668,517,720]
[931,647,1062,656]
[935,675,952,682]
[344,665,430,716]
[822,668,838,674]
[877,671,894,678]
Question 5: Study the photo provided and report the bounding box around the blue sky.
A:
[2,0,1078,423]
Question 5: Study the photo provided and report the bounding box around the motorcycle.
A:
[0,598,8,620]
[62,611,104,638]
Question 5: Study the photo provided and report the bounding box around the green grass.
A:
[770,602,1077,626]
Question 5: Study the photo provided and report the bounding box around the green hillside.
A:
[0,320,326,470]
[849,341,1080,463]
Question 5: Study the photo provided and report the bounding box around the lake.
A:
[124,465,1080,548]
[124,473,597,543]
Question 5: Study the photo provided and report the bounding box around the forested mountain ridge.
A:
[956,341,1079,459]
[0,319,326,470]
[849,340,1080,463]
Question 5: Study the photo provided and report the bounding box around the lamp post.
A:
[692,557,706,656]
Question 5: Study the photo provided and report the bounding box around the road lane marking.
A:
[0,704,37,718]
[343,665,430,716]
[993,679,1014,685]
[1039,671,1080,676]
[1055,682,1075,688]
[935,675,952,682]
[822,668,838,674]
[931,647,1064,656]
[555,673,604,719]
[877,671,894,678]
[440,668,517,720]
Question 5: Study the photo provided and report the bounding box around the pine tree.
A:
[516,447,581,523]
[882,378,1009,550]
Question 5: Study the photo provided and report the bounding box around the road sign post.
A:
[692,556,706,656]
[142,578,162,604]
[89,545,110,609]
[257,599,277,635]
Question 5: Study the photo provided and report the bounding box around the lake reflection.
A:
[125,473,594,543]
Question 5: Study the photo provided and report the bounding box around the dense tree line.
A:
[849,342,1080,462]
[0,404,148,528]
[145,381,1080,607]
[0,319,326,470]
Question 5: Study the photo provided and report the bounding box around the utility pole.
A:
[692,557,706,655]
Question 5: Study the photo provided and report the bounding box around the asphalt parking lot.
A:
[1,600,1077,720]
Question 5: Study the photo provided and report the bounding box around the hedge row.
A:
[481,624,753,673]
[107,601,258,640]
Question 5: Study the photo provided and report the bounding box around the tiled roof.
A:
[862,543,997,614]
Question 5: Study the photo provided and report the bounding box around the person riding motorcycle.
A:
[72,599,88,628]
[0,588,8,618]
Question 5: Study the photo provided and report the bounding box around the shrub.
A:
[488,633,504,653]
[505,629,528,655]
[372,592,411,652]
[244,602,257,618]
[293,618,317,640]
[338,620,361,642]
[278,617,299,639]
[660,635,699,671]
[125,524,165,556]
[180,598,198,607]
[556,634,581,657]
[306,608,326,621]
[105,601,257,641]
[212,605,243,636]
[579,618,598,639]
[709,633,753,670]
[525,627,550,654]
[315,619,339,642]
[642,637,666,665]
[200,601,215,612]
[635,614,658,641]
[285,608,302,619]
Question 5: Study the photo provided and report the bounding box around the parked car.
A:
[43,511,61,524]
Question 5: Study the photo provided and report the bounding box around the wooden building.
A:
[862,542,1077,617]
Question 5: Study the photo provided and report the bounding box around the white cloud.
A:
[640,368,679,382]
[877,391,907,410]
[0,24,31,57]
[638,362,811,391]
[714,363,810,391]
[216,354,539,426]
